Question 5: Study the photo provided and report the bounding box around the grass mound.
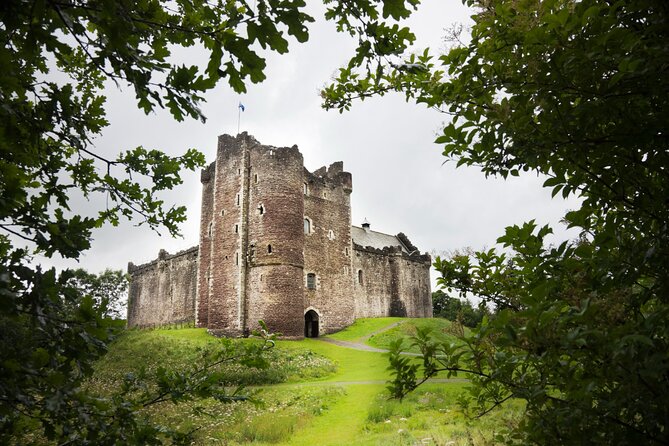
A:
[88,328,336,394]
[366,318,461,353]
[326,317,405,341]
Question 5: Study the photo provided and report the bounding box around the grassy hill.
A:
[82,320,520,445]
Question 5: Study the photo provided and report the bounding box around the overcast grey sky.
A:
[41,0,580,281]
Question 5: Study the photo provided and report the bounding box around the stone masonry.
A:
[127,133,432,337]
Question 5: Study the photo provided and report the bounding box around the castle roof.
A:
[351,226,409,253]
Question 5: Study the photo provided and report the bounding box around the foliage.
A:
[0,0,322,443]
[431,290,486,328]
[323,0,669,444]
[366,318,458,354]
[68,268,128,319]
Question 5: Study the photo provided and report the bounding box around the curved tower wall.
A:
[195,133,306,337]
[245,143,305,337]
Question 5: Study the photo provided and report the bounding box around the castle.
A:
[127,133,432,338]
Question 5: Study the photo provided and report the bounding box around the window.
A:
[304,218,311,234]
[345,247,349,256]
[236,194,240,206]
[254,173,258,183]
[303,183,308,195]
[221,209,225,216]
[328,229,335,240]
[267,244,272,254]
[208,222,213,238]
[307,273,316,290]
[235,224,238,234]
[235,252,239,266]
[258,204,264,215]
[358,269,363,285]
[323,191,327,198]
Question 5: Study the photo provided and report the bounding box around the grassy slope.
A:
[92,320,518,445]
[365,318,461,353]
[326,317,405,342]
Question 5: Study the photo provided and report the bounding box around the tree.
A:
[431,289,485,328]
[323,0,669,443]
[68,269,128,319]
[0,0,352,443]
[1,0,423,441]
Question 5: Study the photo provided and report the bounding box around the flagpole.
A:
[237,104,241,135]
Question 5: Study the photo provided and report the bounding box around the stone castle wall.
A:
[127,247,198,328]
[352,245,432,319]
[303,163,355,334]
[128,133,432,337]
[244,140,305,338]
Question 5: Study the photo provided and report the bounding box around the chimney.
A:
[362,218,370,232]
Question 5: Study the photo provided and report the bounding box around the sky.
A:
[41,0,580,284]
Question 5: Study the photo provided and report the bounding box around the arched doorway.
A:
[304,310,319,338]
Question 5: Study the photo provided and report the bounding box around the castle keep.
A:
[127,133,432,338]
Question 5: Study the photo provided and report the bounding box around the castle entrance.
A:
[304,310,319,338]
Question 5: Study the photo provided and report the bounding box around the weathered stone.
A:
[127,133,432,336]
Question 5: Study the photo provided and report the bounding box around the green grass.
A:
[327,317,405,342]
[366,318,462,353]
[86,322,520,445]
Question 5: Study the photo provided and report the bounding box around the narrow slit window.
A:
[304,218,311,234]
[236,194,240,206]
[358,269,363,285]
[307,273,316,290]
[254,173,258,183]
[258,204,264,215]
[235,224,238,234]
[303,183,308,195]
[267,244,272,254]
[235,252,239,266]
[208,222,213,238]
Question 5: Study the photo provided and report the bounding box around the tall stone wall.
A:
[245,141,305,338]
[352,245,432,318]
[199,134,248,335]
[127,247,198,328]
[303,163,355,335]
[196,162,215,327]
[197,133,306,337]
[394,255,433,317]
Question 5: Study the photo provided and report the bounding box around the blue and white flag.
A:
[238,102,245,112]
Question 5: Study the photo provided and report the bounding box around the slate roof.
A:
[351,226,409,253]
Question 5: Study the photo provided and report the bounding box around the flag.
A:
[238,102,245,112]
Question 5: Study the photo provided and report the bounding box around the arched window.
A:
[267,244,272,254]
[304,218,311,234]
[358,269,363,285]
[307,273,316,290]
[303,183,308,195]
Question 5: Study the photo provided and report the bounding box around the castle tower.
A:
[196,133,305,337]
[302,162,355,335]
